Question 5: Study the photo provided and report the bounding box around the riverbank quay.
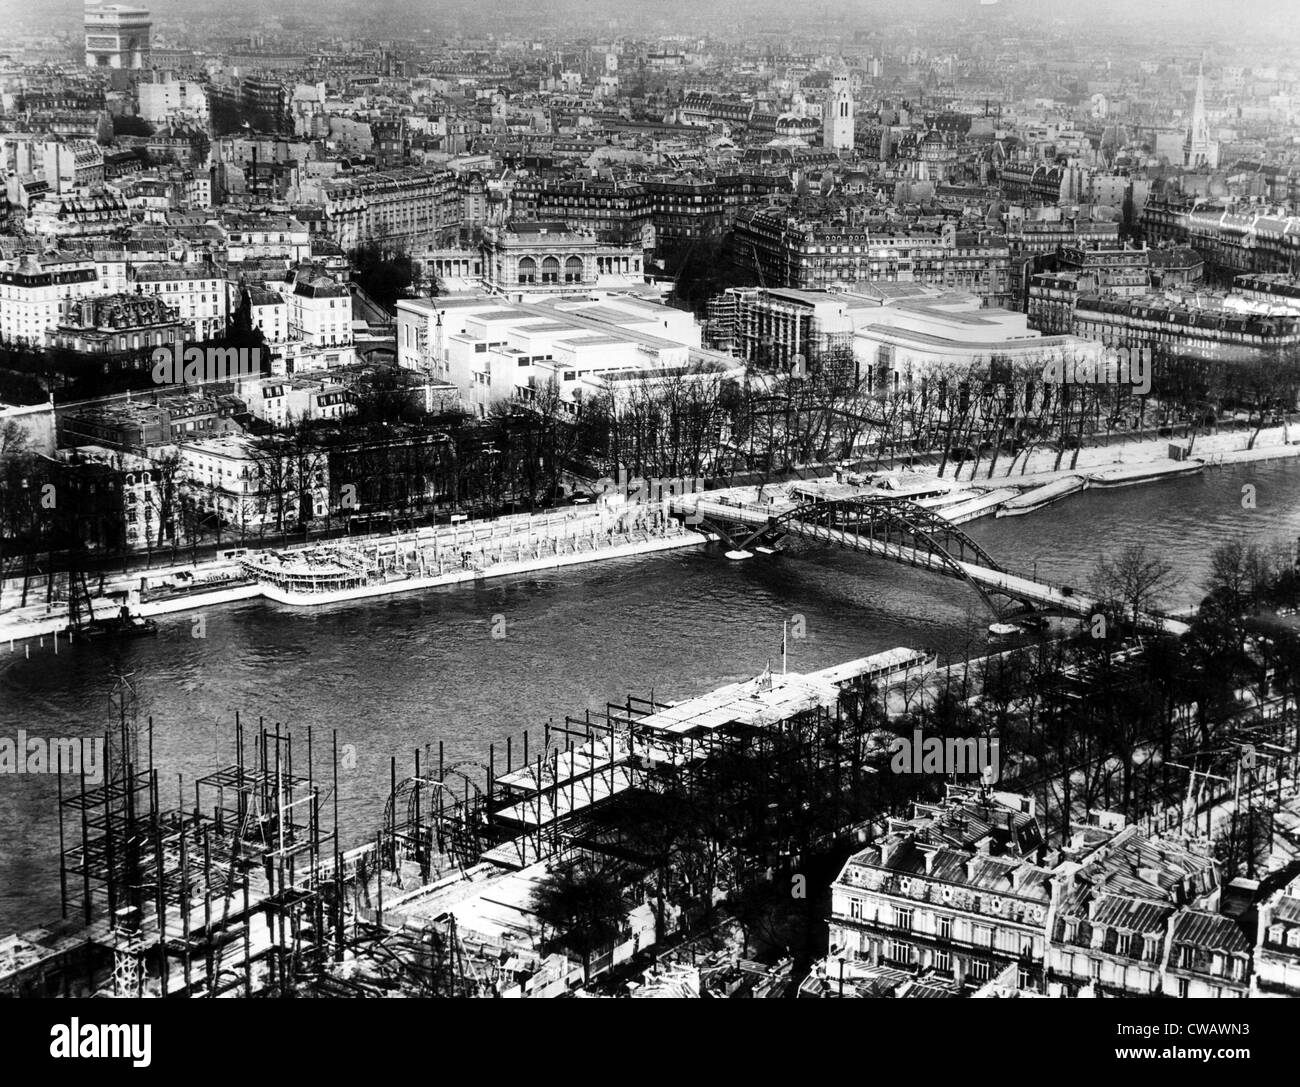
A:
[0,499,714,643]
[924,422,1300,484]
[878,425,1300,520]
[3,425,1295,647]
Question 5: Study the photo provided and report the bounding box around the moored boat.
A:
[995,475,1086,517]
[66,607,158,639]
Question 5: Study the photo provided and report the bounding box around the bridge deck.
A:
[670,495,1188,637]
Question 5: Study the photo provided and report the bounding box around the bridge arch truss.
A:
[698,495,1016,618]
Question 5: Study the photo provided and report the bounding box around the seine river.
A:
[4,458,1300,931]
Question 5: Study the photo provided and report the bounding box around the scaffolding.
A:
[56,704,347,998]
[376,665,899,891]
[24,651,933,998]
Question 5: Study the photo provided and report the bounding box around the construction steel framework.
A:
[374,673,915,892]
[52,709,349,998]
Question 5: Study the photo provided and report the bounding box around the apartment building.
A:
[1139,194,1197,247]
[1055,244,1152,297]
[0,253,106,346]
[823,796,1258,999]
[178,433,328,529]
[826,787,1051,992]
[245,286,289,346]
[128,262,228,340]
[1252,873,1300,996]
[51,293,187,356]
[1045,820,1228,998]
[56,395,228,453]
[1147,246,1205,289]
[733,208,1013,308]
[280,266,354,350]
[1185,206,1300,279]
[1162,911,1252,998]
[56,444,176,550]
[237,375,353,429]
[1026,243,1156,336]
[1071,293,1300,363]
[1027,270,1095,336]
[138,79,209,124]
[220,213,311,264]
[1233,273,1300,313]
[509,178,653,246]
[312,167,461,250]
[998,162,1066,204]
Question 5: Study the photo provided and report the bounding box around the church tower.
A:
[1184,56,1219,169]
[824,61,855,151]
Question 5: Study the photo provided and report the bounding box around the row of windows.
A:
[881,939,994,982]
[142,281,219,292]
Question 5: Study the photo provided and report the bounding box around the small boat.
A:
[988,622,1022,638]
[995,475,1086,517]
[68,613,159,639]
[725,550,754,561]
[754,544,782,556]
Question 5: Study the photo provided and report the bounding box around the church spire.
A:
[1185,52,1215,168]
[1192,54,1206,134]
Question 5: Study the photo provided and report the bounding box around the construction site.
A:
[0,647,937,998]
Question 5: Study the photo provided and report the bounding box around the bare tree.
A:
[1092,542,1178,627]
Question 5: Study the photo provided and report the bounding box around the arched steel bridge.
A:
[671,492,1188,635]
[686,493,1011,617]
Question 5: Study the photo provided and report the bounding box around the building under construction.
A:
[357,647,938,996]
[1,671,357,998]
[1,646,938,998]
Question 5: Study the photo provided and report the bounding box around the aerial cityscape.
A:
[2,0,1300,1014]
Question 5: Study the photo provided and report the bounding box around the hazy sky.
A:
[0,0,1296,40]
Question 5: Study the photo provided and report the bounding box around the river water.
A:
[4,458,1300,931]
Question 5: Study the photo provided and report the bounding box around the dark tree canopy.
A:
[349,243,425,312]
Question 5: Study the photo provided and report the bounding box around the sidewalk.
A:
[922,424,1299,487]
